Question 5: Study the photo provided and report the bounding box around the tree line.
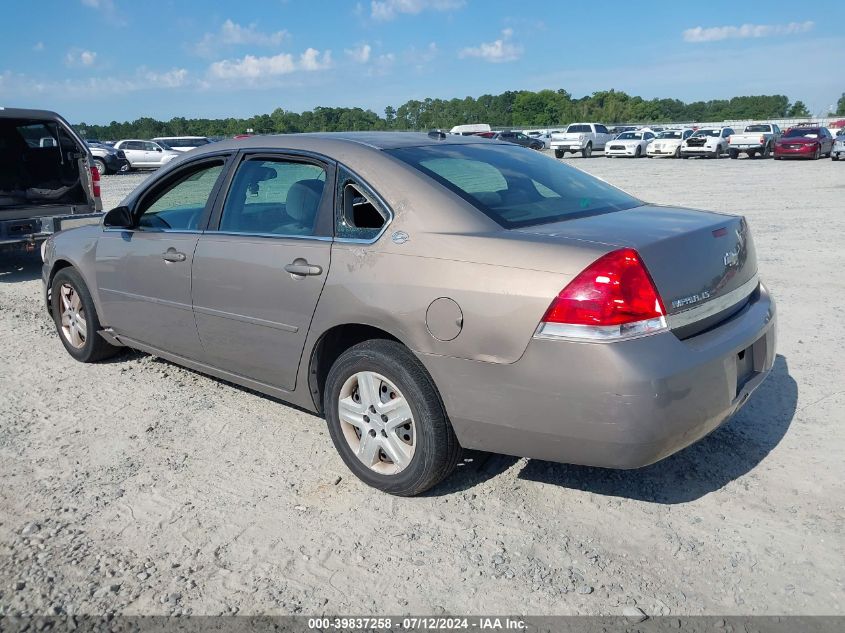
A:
[75,89,844,140]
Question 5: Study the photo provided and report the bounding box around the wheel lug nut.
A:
[381,415,388,422]
[363,415,370,423]
[368,429,377,438]
[381,430,387,437]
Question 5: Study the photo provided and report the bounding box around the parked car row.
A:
[544,121,843,161]
[84,136,213,172]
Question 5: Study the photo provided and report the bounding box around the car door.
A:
[95,156,230,359]
[144,141,163,165]
[190,152,335,391]
[120,141,141,167]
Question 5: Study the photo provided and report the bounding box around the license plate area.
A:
[736,346,754,391]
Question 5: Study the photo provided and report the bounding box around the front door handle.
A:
[284,258,323,278]
[162,249,186,263]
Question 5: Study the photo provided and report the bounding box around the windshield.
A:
[692,129,720,138]
[745,125,770,133]
[783,128,820,138]
[617,132,641,140]
[658,130,683,139]
[159,137,210,148]
[387,143,641,229]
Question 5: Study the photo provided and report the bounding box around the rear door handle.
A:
[284,258,323,278]
[162,249,186,263]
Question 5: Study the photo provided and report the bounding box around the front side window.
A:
[137,161,225,231]
[387,143,641,229]
[218,158,327,236]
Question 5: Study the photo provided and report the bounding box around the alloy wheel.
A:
[337,371,415,475]
[59,283,87,349]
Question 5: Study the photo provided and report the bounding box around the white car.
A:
[832,135,845,161]
[152,136,212,153]
[605,130,656,158]
[647,129,694,158]
[113,140,181,169]
[680,127,734,159]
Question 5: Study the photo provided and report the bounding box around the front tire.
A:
[554,149,564,159]
[324,339,461,496]
[729,149,739,159]
[51,268,121,363]
[634,146,641,158]
[92,158,108,175]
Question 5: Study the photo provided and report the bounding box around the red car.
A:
[774,126,835,160]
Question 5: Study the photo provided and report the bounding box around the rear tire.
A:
[833,153,840,161]
[554,149,564,159]
[673,146,681,158]
[729,149,739,159]
[324,339,461,496]
[581,143,592,158]
[51,268,121,363]
[92,158,108,175]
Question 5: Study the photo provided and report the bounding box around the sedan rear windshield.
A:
[386,143,641,229]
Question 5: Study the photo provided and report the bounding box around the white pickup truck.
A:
[550,123,614,158]
[728,123,782,159]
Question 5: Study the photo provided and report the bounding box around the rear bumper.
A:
[420,283,776,469]
[0,212,101,251]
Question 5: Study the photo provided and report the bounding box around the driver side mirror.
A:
[103,205,133,229]
[155,147,162,152]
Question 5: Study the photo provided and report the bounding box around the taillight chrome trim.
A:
[534,316,667,343]
[666,275,759,330]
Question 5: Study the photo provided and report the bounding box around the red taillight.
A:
[759,136,765,145]
[90,165,101,199]
[728,136,732,144]
[537,248,667,341]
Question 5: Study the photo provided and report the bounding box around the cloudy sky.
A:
[1,0,843,123]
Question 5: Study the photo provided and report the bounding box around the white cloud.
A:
[65,49,98,67]
[368,52,396,76]
[194,19,288,57]
[80,0,123,25]
[370,0,464,21]
[0,65,192,100]
[141,67,190,88]
[459,28,522,63]
[208,49,332,80]
[33,42,44,52]
[683,21,814,43]
[345,43,372,63]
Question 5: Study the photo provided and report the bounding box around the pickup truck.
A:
[1,107,102,253]
[550,123,614,158]
[728,123,782,159]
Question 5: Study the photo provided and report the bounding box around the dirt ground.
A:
[1,154,843,618]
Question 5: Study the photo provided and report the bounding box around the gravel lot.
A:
[1,154,843,618]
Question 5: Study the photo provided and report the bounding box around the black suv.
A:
[493,130,544,150]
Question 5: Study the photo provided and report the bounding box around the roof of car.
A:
[187,131,502,157]
[0,107,65,121]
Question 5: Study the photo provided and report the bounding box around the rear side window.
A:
[566,124,592,133]
[335,167,390,241]
[387,144,641,229]
[218,158,327,236]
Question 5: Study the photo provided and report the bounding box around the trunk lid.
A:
[515,204,758,324]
